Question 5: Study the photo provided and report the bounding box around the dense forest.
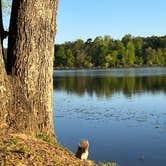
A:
[54,34,166,68]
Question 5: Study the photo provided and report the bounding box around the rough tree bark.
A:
[0,0,11,131]
[0,0,58,141]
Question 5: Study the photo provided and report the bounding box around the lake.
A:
[53,67,166,166]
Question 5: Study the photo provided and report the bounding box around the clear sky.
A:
[56,0,166,44]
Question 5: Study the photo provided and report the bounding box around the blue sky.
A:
[56,0,166,43]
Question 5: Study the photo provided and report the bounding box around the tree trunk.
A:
[0,0,58,141]
[0,0,11,131]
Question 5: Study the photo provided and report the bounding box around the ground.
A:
[0,132,97,166]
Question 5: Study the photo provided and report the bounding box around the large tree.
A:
[0,0,58,140]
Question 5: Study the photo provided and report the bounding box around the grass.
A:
[2,138,30,154]
[0,133,97,166]
[36,133,56,144]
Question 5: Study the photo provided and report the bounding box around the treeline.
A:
[54,34,166,68]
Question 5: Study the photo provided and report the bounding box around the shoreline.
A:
[0,131,97,166]
[54,65,166,70]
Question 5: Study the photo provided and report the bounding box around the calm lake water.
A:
[53,67,166,166]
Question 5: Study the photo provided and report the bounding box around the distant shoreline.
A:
[54,65,166,70]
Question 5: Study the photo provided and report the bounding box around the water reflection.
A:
[53,67,166,166]
[53,68,166,129]
[53,68,166,98]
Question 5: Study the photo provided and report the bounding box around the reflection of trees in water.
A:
[53,76,166,97]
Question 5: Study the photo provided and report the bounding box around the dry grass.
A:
[0,132,97,166]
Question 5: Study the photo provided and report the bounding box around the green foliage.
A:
[36,134,55,144]
[2,138,30,154]
[2,0,7,8]
[2,0,11,14]
[54,35,166,69]
[66,48,74,67]
[126,41,135,65]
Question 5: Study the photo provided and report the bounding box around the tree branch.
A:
[0,0,5,68]
[0,0,9,127]
[0,0,8,73]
